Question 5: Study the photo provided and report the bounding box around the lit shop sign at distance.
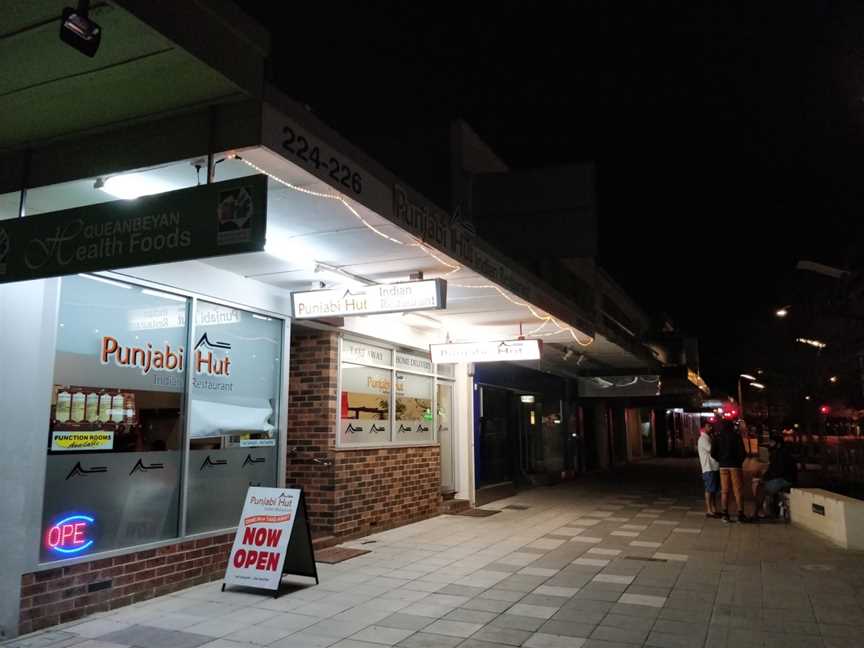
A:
[430,339,543,364]
[292,279,446,319]
[44,514,95,556]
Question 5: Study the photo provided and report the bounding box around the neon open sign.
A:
[44,515,95,555]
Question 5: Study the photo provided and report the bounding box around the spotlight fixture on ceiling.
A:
[562,348,575,361]
[60,1,101,58]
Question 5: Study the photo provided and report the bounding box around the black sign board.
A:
[0,175,267,284]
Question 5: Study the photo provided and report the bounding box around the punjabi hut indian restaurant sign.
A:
[291,278,446,319]
[430,339,542,364]
[0,176,267,284]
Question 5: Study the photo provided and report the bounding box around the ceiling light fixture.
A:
[95,173,175,200]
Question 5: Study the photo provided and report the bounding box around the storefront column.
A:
[0,279,59,638]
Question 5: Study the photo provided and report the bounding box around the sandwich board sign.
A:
[223,487,318,596]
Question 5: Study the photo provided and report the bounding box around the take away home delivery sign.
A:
[224,487,299,591]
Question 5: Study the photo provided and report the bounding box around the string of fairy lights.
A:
[238,156,594,347]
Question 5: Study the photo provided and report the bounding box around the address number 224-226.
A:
[281,126,363,195]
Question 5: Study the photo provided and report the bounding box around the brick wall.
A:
[286,328,338,535]
[288,327,442,538]
[333,446,441,537]
[19,533,232,635]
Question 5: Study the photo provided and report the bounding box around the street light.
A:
[776,306,790,318]
[737,374,767,422]
[829,375,838,383]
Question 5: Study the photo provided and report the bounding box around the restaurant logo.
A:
[129,458,164,476]
[345,423,363,434]
[200,455,228,471]
[416,423,429,434]
[0,227,8,275]
[242,454,266,468]
[194,333,232,377]
[217,186,254,246]
[398,424,412,433]
[65,462,108,480]
[370,424,386,434]
[101,335,184,376]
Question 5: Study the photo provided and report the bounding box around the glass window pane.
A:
[438,382,455,491]
[395,373,434,443]
[342,339,392,366]
[42,275,187,562]
[340,363,391,444]
[436,364,456,378]
[395,350,433,375]
[186,302,283,534]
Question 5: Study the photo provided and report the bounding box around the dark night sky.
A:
[238,1,864,393]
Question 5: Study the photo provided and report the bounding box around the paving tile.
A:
[519,567,559,577]
[462,597,515,613]
[329,641,385,648]
[646,631,710,648]
[479,589,526,602]
[376,613,435,631]
[225,625,295,645]
[395,633,462,648]
[572,519,602,527]
[269,630,339,647]
[506,604,559,619]
[592,575,634,585]
[610,532,639,538]
[490,614,546,632]
[552,527,587,537]
[600,614,655,632]
[435,585,486,598]
[420,619,483,638]
[185,618,258,639]
[66,620,133,640]
[539,619,596,638]
[527,539,566,550]
[586,548,622,557]
[630,541,662,549]
[590,625,649,644]
[349,626,415,646]
[470,625,533,646]
[618,593,666,608]
[572,558,610,567]
[671,528,701,534]
[523,633,587,648]
[100,625,212,648]
[443,608,498,624]
[534,585,580,598]
[653,553,688,562]
[570,537,603,545]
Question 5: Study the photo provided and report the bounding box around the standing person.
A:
[698,422,721,517]
[713,420,751,523]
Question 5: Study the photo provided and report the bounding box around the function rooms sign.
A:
[292,278,446,319]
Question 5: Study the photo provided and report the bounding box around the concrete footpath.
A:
[6,459,864,648]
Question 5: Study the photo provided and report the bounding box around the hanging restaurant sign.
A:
[0,175,267,284]
[430,338,542,364]
[292,278,446,319]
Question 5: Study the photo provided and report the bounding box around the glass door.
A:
[438,382,455,493]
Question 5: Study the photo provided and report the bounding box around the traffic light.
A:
[819,404,831,415]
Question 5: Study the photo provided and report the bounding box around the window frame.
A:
[39,271,289,566]
[336,333,454,450]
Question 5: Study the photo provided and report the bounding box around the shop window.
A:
[339,338,442,447]
[186,302,283,534]
[395,373,434,443]
[42,276,285,562]
[340,363,391,445]
[43,275,187,561]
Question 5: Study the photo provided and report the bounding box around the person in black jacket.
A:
[752,435,797,518]
[713,420,751,523]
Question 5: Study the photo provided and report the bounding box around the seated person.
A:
[752,434,798,518]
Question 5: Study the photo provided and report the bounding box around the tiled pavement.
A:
[7,459,864,648]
